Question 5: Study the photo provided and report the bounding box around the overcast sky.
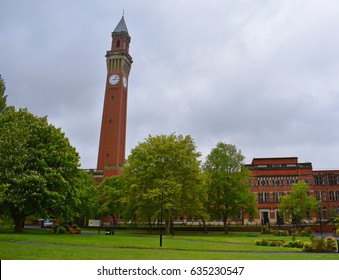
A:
[2,0,339,170]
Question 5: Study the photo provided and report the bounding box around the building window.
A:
[273,192,279,203]
[279,192,284,201]
[329,191,334,201]
[116,39,120,48]
[258,193,270,203]
[314,175,325,186]
[275,179,281,186]
[287,177,298,185]
[322,191,327,201]
[258,193,264,203]
[328,176,335,185]
[315,191,321,200]
[328,175,339,185]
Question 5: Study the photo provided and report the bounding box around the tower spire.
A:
[113,14,129,34]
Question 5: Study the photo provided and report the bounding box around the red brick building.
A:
[245,157,339,225]
[96,15,132,180]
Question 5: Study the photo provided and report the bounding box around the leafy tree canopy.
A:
[0,107,83,232]
[0,75,7,114]
[122,133,206,233]
[279,181,319,226]
[74,170,100,224]
[98,175,127,227]
[202,142,257,233]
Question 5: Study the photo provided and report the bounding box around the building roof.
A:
[113,16,129,34]
[251,157,298,165]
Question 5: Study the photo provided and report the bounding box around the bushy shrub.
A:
[281,230,289,236]
[273,230,289,236]
[282,240,303,248]
[255,239,284,247]
[313,236,326,252]
[309,231,316,242]
[57,226,67,234]
[254,239,269,246]
[261,226,271,234]
[269,240,284,247]
[303,241,314,252]
[261,239,269,246]
[69,224,81,234]
[53,224,59,234]
[287,241,296,248]
[302,236,337,252]
[300,227,313,237]
[269,240,277,247]
[325,236,337,252]
[62,223,70,232]
[291,228,298,236]
[295,240,304,248]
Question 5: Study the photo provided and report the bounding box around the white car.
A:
[43,219,53,228]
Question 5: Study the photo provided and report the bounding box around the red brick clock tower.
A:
[97,16,132,178]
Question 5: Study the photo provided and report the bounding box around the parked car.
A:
[43,219,53,228]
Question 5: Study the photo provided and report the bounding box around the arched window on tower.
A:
[116,39,120,48]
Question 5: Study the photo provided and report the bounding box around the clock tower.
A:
[97,16,132,178]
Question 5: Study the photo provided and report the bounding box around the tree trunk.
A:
[165,219,170,234]
[170,219,174,237]
[201,216,208,234]
[112,216,116,234]
[11,212,26,233]
[222,215,228,234]
[148,216,153,234]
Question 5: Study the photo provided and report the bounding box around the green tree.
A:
[74,170,100,226]
[279,181,319,227]
[0,107,82,232]
[122,134,206,233]
[0,75,7,114]
[98,175,126,228]
[202,142,257,233]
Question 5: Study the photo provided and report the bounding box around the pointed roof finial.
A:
[113,13,129,34]
[123,9,125,17]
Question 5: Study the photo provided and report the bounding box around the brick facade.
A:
[245,157,339,225]
[96,16,132,180]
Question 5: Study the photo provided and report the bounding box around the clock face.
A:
[108,74,120,85]
[123,76,128,88]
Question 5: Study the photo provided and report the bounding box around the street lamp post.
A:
[318,205,323,237]
[160,186,164,247]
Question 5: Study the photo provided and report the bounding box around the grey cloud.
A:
[2,0,339,170]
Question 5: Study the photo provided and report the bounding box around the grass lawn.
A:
[0,227,338,260]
